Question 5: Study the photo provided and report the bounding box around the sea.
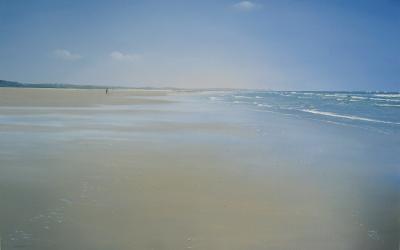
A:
[207,91,400,134]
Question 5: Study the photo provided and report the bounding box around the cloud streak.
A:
[110,51,141,62]
[232,1,259,11]
[53,49,82,60]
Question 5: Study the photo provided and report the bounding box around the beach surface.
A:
[0,88,398,250]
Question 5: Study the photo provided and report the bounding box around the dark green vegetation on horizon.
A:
[0,79,207,91]
[0,79,239,92]
[1,79,398,93]
[0,79,119,89]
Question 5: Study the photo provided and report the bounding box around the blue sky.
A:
[0,0,399,90]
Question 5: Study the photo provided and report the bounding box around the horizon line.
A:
[0,79,398,93]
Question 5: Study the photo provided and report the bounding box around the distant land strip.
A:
[0,79,244,92]
[0,79,130,89]
[1,80,398,94]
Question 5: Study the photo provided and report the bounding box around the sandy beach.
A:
[0,88,398,250]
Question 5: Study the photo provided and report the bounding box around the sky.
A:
[0,0,399,90]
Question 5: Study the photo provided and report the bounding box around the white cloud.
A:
[110,51,141,62]
[232,1,259,11]
[53,49,82,60]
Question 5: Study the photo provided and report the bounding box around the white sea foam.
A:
[351,96,367,100]
[370,97,400,102]
[374,94,400,98]
[233,100,251,104]
[324,94,347,97]
[300,109,400,125]
[322,94,349,100]
[375,104,400,107]
[257,103,272,108]
[233,95,252,99]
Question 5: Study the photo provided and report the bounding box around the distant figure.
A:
[106,88,109,95]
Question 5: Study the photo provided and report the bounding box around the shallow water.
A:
[0,88,398,249]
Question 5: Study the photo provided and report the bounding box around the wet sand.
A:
[0,88,398,249]
[0,88,172,107]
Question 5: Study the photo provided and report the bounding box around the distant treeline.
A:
[0,80,115,89]
[0,79,185,90]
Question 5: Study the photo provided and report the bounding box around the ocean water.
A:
[207,91,400,134]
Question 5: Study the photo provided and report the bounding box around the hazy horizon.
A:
[0,0,399,91]
[1,78,400,92]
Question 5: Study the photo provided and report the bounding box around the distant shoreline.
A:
[0,80,249,92]
[0,80,233,92]
[0,79,127,90]
[0,80,398,93]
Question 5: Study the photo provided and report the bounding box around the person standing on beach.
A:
[106,88,109,95]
